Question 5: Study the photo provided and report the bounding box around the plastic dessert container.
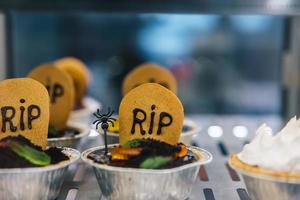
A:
[48,122,90,148]
[0,147,80,200]
[99,118,200,145]
[81,145,212,200]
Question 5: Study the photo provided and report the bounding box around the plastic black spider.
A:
[93,107,116,155]
[93,107,116,130]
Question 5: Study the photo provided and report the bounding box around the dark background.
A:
[10,12,284,114]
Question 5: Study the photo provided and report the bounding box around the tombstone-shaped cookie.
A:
[122,63,177,96]
[28,64,74,130]
[55,57,90,107]
[0,78,49,148]
[119,83,184,145]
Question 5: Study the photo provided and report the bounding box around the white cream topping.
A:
[238,116,300,172]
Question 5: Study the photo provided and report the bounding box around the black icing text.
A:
[46,80,64,104]
[130,105,173,135]
[1,99,41,133]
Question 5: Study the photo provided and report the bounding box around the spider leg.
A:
[95,121,101,130]
[93,119,99,124]
[109,117,116,121]
[107,119,115,123]
[107,110,114,117]
[96,109,104,117]
[107,120,115,127]
[107,112,112,117]
[94,111,103,119]
[93,113,101,118]
[105,107,111,116]
[97,109,105,117]
[107,107,113,116]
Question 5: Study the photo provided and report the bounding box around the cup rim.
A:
[81,145,212,174]
[0,147,80,174]
[229,159,300,183]
[48,122,90,142]
[182,118,201,137]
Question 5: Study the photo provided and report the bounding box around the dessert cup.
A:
[82,145,212,200]
[48,122,90,148]
[0,147,80,200]
[229,155,300,200]
[99,118,200,145]
[68,97,101,125]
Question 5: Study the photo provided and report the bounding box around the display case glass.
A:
[9,13,285,114]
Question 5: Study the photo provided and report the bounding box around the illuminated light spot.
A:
[233,126,248,138]
[208,126,223,138]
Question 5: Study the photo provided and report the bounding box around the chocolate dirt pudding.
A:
[88,138,196,169]
[0,136,69,168]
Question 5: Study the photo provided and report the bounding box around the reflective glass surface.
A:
[11,13,284,114]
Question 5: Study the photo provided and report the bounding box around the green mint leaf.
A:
[10,142,51,166]
[140,156,172,169]
[123,139,143,148]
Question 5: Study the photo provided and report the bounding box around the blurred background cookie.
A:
[28,64,74,130]
[122,63,177,96]
[55,57,90,109]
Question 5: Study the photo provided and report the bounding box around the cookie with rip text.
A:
[119,83,184,145]
[122,63,177,96]
[0,78,49,148]
[55,57,90,107]
[28,64,74,130]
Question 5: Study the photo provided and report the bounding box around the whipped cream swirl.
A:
[238,117,300,172]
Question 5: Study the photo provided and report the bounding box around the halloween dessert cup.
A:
[82,142,211,200]
[0,78,80,200]
[0,136,80,200]
[229,117,300,200]
[82,83,212,200]
[97,117,199,145]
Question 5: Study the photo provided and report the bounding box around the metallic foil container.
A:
[99,118,200,145]
[230,163,300,200]
[82,145,212,200]
[0,147,80,200]
[48,122,90,148]
[68,97,101,125]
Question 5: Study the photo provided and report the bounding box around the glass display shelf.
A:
[0,0,299,15]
